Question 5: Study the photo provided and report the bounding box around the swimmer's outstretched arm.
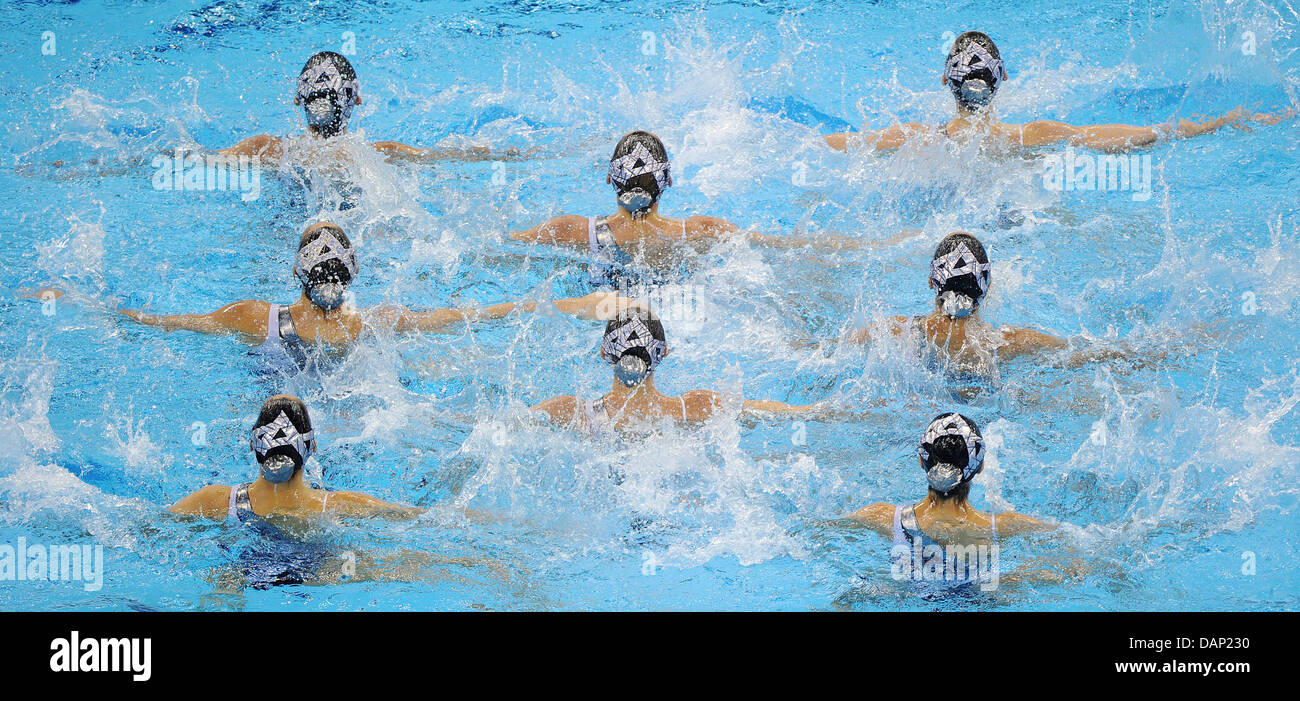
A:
[698,216,885,252]
[25,287,263,339]
[544,291,650,321]
[743,230,874,251]
[992,511,1056,536]
[740,399,882,425]
[323,490,423,520]
[167,485,232,520]
[369,301,520,334]
[1017,107,1293,152]
[824,123,932,153]
[843,502,895,536]
[529,395,579,427]
[508,215,589,249]
[1053,337,1178,370]
[995,327,1069,361]
[843,316,911,345]
[739,399,823,417]
[217,134,284,160]
[370,141,532,164]
[117,300,267,340]
[370,291,646,334]
[1000,558,1093,586]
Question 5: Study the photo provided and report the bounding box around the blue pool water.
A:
[1,0,1298,610]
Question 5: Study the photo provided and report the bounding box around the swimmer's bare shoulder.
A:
[679,215,740,252]
[846,502,895,535]
[985,120,1029,144]
[212,299,273,329]
[683,215,738,239]
[996,326,1068,360]
[992,510,1054,537]
[510,214,588,247]
[531,395,580,426]
[324,490,422,520]
[167,485,232,520]
[847,315,911,344]
[219,134,283,160]
[119,299,270,340]
[680,389,726,422]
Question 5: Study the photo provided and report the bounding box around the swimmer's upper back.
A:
[513,212,736,261]
[286,303,365,346]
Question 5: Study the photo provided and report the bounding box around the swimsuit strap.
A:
[277,306,311,367]
[990,513,997,542]
[584,396,614,436]
[590,216,619,256]
[589,216,618,260]
[266,303,281,343]
[680,396,687,422]
[891,504,906,546]
[227,483,240,521]
[681,217,688,239]
[321,492,329,513]
[278,306,304,347]
[229,482,253,523]
[278,306,297,340]
[901,503,921,538]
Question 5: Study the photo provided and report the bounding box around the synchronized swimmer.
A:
[26,28,1295,596]
[218,51,523,166]
[511,130,868,288]
[824,31,1289,154]
[531,306,821,433]
[169,394,421,522]
[845,231,1066,366]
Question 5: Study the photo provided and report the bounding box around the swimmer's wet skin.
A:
[114,221,527,354]
[216,51,525,165]
[29,241,638,375]
[824,30,1294,154]
[846,231,1068,364]
[847,414,1050,542]
[16,8,1296,616]
[168,394,420,521]
[833,413,1099,595]
[509,130,874,279]
[531,305,825,433]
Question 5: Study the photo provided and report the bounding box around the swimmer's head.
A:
[295,52,360,138]
[929,232,991,319]
[917,412,985,498]
[250,394,316,483]
[943,32,1006,113]
[600,307,668,387]
[294,222,357,311]
[607,131,671,219]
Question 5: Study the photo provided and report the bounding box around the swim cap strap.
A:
[601,316,667,371]
[917,414,985,484]
[929,243,991,303]
[250,411,316,465]
[608,142,671,194]
[944,43,1005,89]
[294,230,358,284]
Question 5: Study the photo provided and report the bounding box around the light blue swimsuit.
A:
[249,303,310,376]
[892,503,997,589]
